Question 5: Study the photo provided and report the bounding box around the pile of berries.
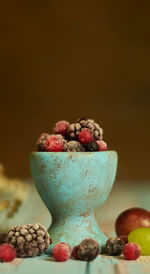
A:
[105,236,141,260]
[37,118,108,152]
[52,238,100,262]
[52,206,150,262]
[104,206,150,260]
[1,207,148,263]
[0,233,142,263]
[0,223,51,263]
[51,236,141,262]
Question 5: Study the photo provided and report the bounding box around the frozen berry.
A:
[52,242,71,262]
[128,227,150,255]
[0,244,16,262]
[123,243,141,260]
[37,133,49,151]
[54,134,67,144]
[63,141,85,152]
[85,141,99,152]
[7,223,50,258]
[53,120,70,137]
[68,118,103,140]
[71,246,79,259]
[118,235,128,244]
[77,238,100,261]
[96,140,108,151]
[78,129,94,145]
[106,237,125,256]
[45,135,64,152]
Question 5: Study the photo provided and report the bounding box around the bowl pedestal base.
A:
[46,212,107,254]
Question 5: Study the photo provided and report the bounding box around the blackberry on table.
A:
[7,223,50,258]
[76,238,100,261]
[106,237,125,256]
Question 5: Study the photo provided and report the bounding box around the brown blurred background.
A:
[0,1,150,182]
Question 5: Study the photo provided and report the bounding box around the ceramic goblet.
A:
[30,151,117,252]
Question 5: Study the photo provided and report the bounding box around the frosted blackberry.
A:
[63,141,85,152]
[37,133,49,151]
[85,141,99,151]
[77,238,100,261]
[106,237,125,256]
[67,118,103,141]
[7,223,51,258]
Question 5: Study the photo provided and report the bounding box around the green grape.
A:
[128,228,150,255]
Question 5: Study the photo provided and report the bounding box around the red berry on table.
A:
[53,120,70,137]
[123,243,141,260]
[96,140,108,151]
[52,242,71,262]
[78,129,94,145]
[118,235,128,244]
[45,135,64,152]
[71,246,79,259]
[0,244,16,262]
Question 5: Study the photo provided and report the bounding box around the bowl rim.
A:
[31,150,117,155]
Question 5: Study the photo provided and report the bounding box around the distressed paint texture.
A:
[30,151,118,252]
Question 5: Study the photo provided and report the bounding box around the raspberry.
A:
[106,237,125,256]
[53,120,70,137]
[123,243,141,260]
[45,135,64,152]
[54,134,67,146]
[0,244,16,262]
[96,140,108,151]
[78,129,94,145]
[118,235,128,244]
[85,141,99,152]
[52,242,71,262]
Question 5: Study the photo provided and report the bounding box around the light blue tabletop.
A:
[1,180,150,274]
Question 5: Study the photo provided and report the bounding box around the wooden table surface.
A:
[1,180,150,274]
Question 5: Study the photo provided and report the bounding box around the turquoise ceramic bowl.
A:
[30,151,117,252]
